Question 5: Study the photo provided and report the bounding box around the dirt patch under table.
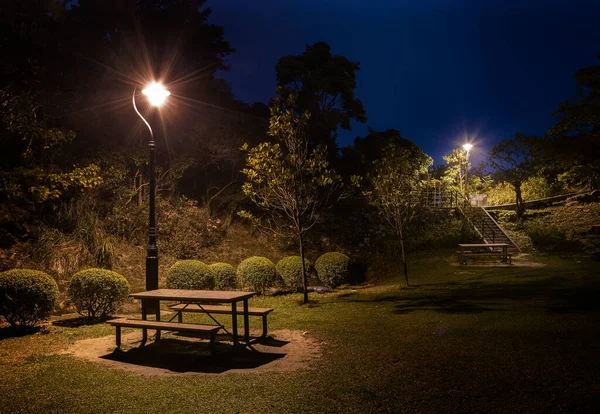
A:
[59,329,322,377]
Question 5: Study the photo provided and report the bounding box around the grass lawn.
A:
[1,252,599,413]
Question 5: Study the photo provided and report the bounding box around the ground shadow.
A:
[0,325,40,340]
[335,275,600,315]
[390,277,600,315]
[53,316,107,327]
[101,337,289,374]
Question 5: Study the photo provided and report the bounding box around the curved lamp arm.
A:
[132,88,154,140]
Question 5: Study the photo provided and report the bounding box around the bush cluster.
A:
[315,252,351,288]
[276,256,312,290]
[0,269,59,328]
[167,260,215,290]
[527,223,567,251]
[236,256,277,295]
[68,268,129,319]
[209,262,236,290]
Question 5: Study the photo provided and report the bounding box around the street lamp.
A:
[462,143,473,204]
[133,82,170,311]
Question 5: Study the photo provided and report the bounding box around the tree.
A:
[441,148,470,195]
[275,42,366,160]
[361,143,432,287]
[547,58,600,189]
[488,134,540,219]
[240,97,342,303]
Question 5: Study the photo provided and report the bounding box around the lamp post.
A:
[133,82,170,311]
[462,143,473,204]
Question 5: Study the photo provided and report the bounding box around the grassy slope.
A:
[1,252,599,413]
[499,201,600,252]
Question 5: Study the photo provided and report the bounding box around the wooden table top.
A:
[458,243,509,247]
[130,289,256,303]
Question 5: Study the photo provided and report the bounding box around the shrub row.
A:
[0,267,130,329]
[0,252,356,329]
[166,252,356,295]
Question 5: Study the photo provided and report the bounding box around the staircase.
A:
[457,200,520,252]
[412,188,520,252]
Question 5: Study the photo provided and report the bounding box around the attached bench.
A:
[107,318,221,355]
[461,252,512,264]
[169,304,274,338]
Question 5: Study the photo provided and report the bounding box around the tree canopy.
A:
[276,42,366,159]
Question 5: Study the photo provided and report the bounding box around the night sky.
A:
[208,0,600,165]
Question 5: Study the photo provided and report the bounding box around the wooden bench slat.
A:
[107,318,220,333]
[169,304,273,316]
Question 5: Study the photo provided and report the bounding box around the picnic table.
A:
[108,289,257,354]
[458,243,511,264]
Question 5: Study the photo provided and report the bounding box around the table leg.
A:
[141,302,147,345]
[231,302,239,347]
[243,298,250,343]
[155,301,161,341]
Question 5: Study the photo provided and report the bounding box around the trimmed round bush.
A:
[276,256,312,290]
[68,268,129,319]
[167,260,215,290]
[315,252,351,288]
[236,256,277,295]
[0,269,59,328]
[209,262,236,290]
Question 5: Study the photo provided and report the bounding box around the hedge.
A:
[0,269,59,329]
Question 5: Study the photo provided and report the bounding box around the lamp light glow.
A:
[142,82,170,106]
[463,143,473,152]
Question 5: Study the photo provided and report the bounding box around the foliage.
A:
[157,198,224,259]
[236,256,277,295]
[276,256,313,290]
[166,260,215,290]
[526,223,567,251]
[441,148,470,194]
[487,177,562,206]
[209,262,237,290]
[240,96,342,303]
[0,269,58,329]
[275,41,366,158]
[314,252,351,288]
[404,212,480,251]
[547,58,600,189]
[488,134,541,218]
[67,268,129,319]
[31,198,116,278]
[0,90,103,210]
[361,142,432,286]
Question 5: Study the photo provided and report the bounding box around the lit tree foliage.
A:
[240,97,342,303]
[441,148,470,195]
[361,143,432,287]
[488,133,540,219]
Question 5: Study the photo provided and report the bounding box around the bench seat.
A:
[107,318,221,354]
[169,304,274,338]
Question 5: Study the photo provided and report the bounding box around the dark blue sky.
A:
[208,0,600,165]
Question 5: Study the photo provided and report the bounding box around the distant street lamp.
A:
[132,82,170,307]
[463,143,473,204]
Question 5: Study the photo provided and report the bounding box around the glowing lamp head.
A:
[463,143,473,152]
[142,82,170,106]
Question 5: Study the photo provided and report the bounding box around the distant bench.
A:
[107,318,221,355]
[169,304,274,338]
[458,251,512,265]
[458,243,512,265]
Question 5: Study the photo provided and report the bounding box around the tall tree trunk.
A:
[398,224,409,287]
[298,230,309,304]
[515,183,525,219]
